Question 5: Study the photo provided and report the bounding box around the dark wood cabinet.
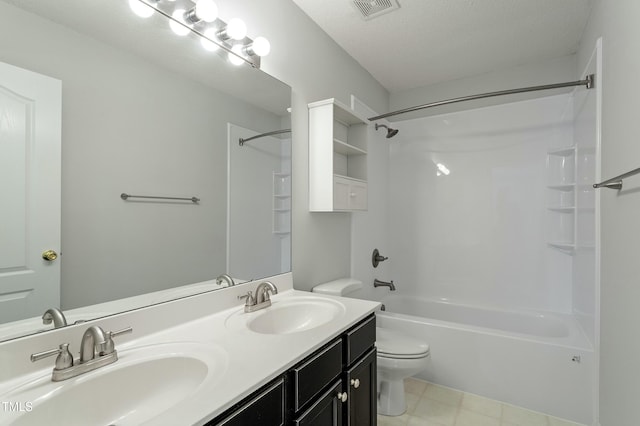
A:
[210,378,285,426]
[345,348,377,426]
[294,380,344,426]
[207,314,376,426]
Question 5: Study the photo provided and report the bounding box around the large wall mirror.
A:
[0,0,292,342]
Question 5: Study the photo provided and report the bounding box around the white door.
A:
[0,61,61,323]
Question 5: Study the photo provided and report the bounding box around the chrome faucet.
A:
[239,281,278,313]
[30,325,132,381]
[42,308,67,328]
[374,279,396,291]
[80,325,108,363]
[216,273,236,287]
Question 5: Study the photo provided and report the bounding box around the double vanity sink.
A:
[0,278,378,426]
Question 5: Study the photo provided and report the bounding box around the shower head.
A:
[375,123,399,138]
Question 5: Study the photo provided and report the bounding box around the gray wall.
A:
[0,2,282,308]
[220,0,389,290]
[577,1,640,425]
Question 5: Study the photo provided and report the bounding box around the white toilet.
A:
[312,278,430,416]
[376,327,430,416]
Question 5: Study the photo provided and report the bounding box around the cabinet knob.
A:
[349,192,356,197]
[350,378,360,389]
[337,392,348,403]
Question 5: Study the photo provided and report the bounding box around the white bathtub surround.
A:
[0,273,380,425]
[377,378,586,426]
[376,296,592,424]
[387,94,577,313]
[354,88,599,423]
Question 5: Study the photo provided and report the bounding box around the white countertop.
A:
[0,275,379,426]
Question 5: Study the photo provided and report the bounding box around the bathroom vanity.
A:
[0,274,380,425]
[212,314,376,425]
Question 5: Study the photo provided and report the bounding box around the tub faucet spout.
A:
[374,279,396,291]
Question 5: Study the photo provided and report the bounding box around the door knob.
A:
[42,250,58,262]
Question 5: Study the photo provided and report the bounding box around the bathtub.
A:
[374,294,594,424]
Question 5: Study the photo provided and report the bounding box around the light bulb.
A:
[170,9,191,36]
[228,44,245,66]
[249,36,270,57]
[194,0,217,22]
[129,0,155,18]
[201,29,220,52]
[226,18,247,41]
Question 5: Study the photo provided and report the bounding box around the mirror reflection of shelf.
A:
[273,172,291,235]
[547,242,576,253]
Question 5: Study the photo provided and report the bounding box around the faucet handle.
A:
[102,327,133,355]
[238,291,255,306]
[31,343,74,370]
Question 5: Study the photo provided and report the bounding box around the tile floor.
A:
[376,378,586,426]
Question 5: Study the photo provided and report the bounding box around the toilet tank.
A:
[311,278,362,297]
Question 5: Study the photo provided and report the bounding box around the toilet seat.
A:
[376,327,430,359]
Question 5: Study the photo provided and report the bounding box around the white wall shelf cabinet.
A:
[546,146,577,253]
[309,98,368,212]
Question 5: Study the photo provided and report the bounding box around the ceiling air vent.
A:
[351,0,400,20]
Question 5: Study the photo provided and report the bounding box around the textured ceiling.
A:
[292,0,593,92]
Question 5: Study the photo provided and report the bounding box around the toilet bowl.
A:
[311,278,430,417]
[376,327,430,416]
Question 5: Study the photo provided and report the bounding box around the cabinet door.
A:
[213,379,285,426]
[333,177,351,210]
[333,176,368,211]
[346,348,377,426]
[294,380,344,426]
[347,180,367,211]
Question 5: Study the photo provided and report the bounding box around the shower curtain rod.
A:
[368,75,595,121]
[239,129,291,146]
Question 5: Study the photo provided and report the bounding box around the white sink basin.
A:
[1,342,227,426]
[227,296,346,335]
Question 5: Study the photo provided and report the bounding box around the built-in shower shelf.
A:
[548,146,576,156]
[547,242,576,252]
[548,206,575,213]
[547,183,576,191]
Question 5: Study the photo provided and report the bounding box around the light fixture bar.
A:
[132,0,262,68]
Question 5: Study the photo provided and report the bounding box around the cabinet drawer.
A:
[344,315,376,366]
[294,380,344,426]
[292,339,343,412]
[214,379,285,426]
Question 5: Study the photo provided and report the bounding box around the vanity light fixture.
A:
[128,0,156,18]
[217,18,247,41]
[128,0,270,68]
[200,28,220,51]
[170,8,191,35]
[184,0,218,24]
[228,44,246,66]
[245,36,271,57]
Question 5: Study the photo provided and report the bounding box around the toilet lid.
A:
[376,327,430,358]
